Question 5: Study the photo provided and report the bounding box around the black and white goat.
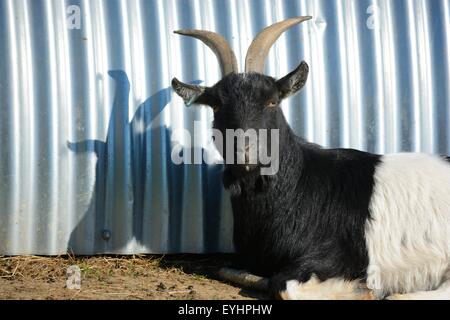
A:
[172,16,450,300]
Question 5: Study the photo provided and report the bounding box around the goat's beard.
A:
[223,164,275,197]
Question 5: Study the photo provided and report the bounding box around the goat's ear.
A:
[172,78,216,106]
[276,61,309,99]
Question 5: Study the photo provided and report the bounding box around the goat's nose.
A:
[244,144,251,162]
[245,143,259,166]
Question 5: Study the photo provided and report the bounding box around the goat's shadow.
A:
[67,70,225,254]
[155,254,269,299]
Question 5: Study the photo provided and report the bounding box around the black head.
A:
[174,62,308,129]
[172,17,311,174]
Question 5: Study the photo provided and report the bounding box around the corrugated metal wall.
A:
[0,0,449,255]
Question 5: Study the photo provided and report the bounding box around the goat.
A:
[172,16,450,300]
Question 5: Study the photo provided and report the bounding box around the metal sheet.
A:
[0,0,449,255]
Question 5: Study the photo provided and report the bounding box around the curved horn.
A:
[245,16,312,74]
[174,29,238,75]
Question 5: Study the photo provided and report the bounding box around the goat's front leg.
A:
[270,271,375,300]
[218,267,269,292]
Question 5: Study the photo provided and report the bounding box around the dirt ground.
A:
[0,254,265,300]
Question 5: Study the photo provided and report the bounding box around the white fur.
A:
[366,153,450,298]
[280,276,373,300]
[386,277,450,299]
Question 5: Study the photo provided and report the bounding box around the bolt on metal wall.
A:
[0,0,449,255]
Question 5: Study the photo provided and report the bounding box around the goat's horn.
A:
[245,16,312,74]
[174,29,238,75]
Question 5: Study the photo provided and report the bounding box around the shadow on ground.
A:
[157,254,269,299]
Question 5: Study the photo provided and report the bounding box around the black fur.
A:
[173,63,381,298]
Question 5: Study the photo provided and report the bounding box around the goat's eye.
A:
[212,106,220,113]
[265,100,277,108]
